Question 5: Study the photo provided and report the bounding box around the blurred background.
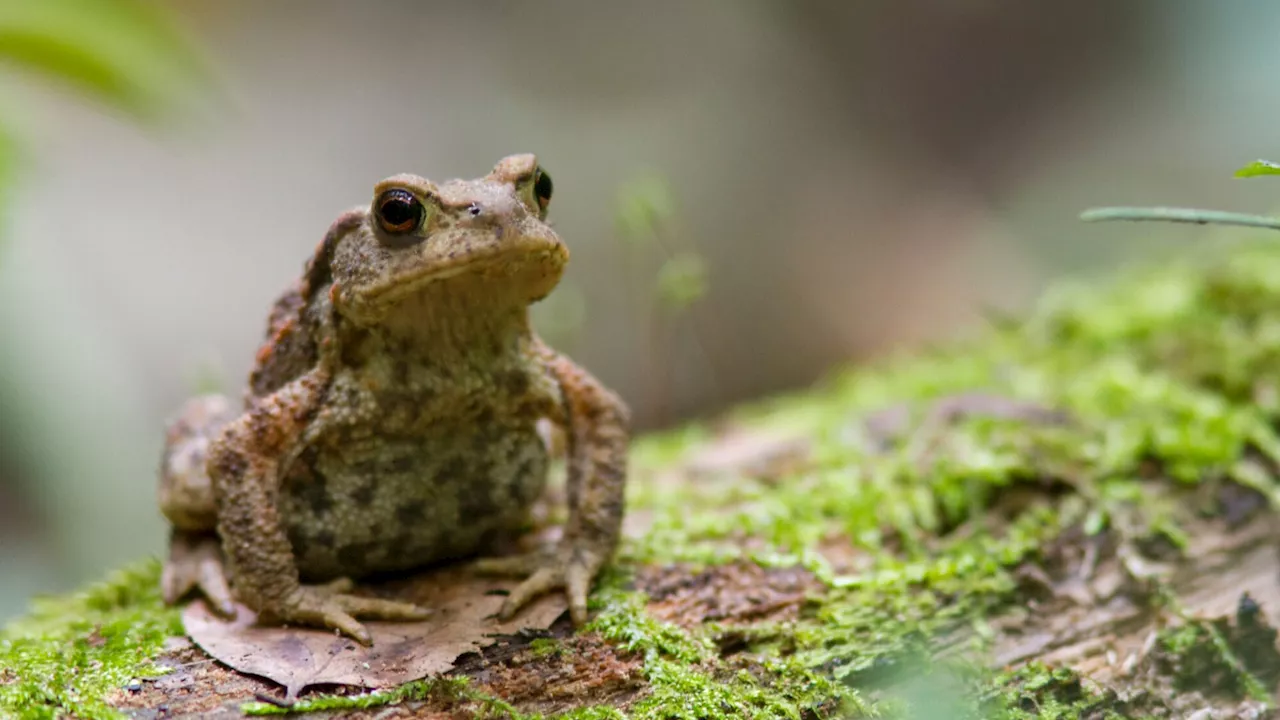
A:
[3,0,1280,621]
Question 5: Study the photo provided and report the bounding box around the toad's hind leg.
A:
[157,394,238,616]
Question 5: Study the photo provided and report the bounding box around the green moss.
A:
[976,663,1139,720]
[630,243,1280,566]
[794,502,1072,688]
[617,240,1280,715]
[0,559,180,720]
[629,659,838,720]
[587,582,712,665]
[1153,620,1271,703]
[586,582,859,719]
[631,242,1280,561]
[527,637,566,659]
[557,707,628,720]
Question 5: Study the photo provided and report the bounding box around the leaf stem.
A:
[1080,206,1280,232]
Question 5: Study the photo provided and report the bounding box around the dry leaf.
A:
[183,565,566,700]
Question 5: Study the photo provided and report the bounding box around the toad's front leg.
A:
[477,342,630,626]
[208,370,429,645]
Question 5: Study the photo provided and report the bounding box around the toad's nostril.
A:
[468,203,482,217]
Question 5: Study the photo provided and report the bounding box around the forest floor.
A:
[6,239,1280,719]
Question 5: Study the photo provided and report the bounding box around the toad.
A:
[157,154,629,645]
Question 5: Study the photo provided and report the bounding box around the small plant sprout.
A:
[655,250,708,314]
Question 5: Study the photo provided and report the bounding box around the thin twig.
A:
[1080,206,1280,231]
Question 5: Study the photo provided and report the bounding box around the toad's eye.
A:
[375,189,424,235]
[533,166,553,212]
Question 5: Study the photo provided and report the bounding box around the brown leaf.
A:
[183,565,567,700]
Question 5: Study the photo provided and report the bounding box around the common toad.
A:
[158,154,629,645]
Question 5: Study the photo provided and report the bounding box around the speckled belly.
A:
[278,421,549,581]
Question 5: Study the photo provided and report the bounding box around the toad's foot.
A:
[161,531,235,617]
[267,578,432,646]
[474,546,604,626]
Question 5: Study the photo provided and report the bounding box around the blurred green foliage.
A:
[0,0,206,253]
[1234,158,1280,178]
[655,250,707,313]
[0,125,12,231]
[611,170,712,423]
[530,281,587,352]
[613,170,709,313]
[614,171,676,246]
[536,171,704,358]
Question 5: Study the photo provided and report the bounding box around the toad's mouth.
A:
[347,243,567,315]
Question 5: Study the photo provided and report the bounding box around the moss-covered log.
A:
[6,239,1280,718]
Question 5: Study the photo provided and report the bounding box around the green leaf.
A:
[1234,159,1280,178]
[0,0,208,120]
